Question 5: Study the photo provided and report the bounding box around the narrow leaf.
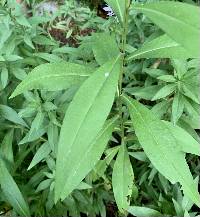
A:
[0,105,27,127]
[0,157,30,216]
[133,1,200,56]
[55,57,121,202]
[172,92,184,124]
[0,129,14,166]
[123,95,200,207]
[152,83,176,100]
[10,62,93,98]
[128,206,162,217]
[112,144,134,212]
[27,142,51,170]
[126,34,192,61]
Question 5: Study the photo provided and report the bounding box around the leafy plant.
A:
[0,0,199,216]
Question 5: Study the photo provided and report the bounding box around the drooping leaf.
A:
[55,57,121,202]
[0,157,30,216]
[105,0,125,24]
[128,206,162,217]
[0,105,27,127]
[10,62,93,98]
[126,34,192,61]
[112,144,134,213]
[92,33,119,65]
[133,1,200,56]
[123,95,200,207]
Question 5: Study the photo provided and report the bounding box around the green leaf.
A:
[171,59,188,80]
[33,35,57,46]
[152,83,176,100]
[162,121,200,156]
[10,62,93,98]
[123,95,200,207]
[172,198,184,217]
[157,75,176,83]
[35,179,52,193]
[0,157,30,216]
[172,92,184,124]
[5,55,23,62]
[1,67,8,88]
[33,53,63,63]
[15,16,31,27]
[0,129,14,166]
[92,33,120,65]
[133,2,200,56]
[128,206,162,217]
[125,85,162,100]
[55,57,121,202]
[0,105,27,127]
[181,83,199,104]
[126,34,192,61]
[112,144,134,213]
[105,0,125,24]
[151,100,169,119]
[24,34,35,49]
[56,117,118,200]
[145,68,167,78]
[27,142,51,170]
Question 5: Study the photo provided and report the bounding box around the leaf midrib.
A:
[62,118,116,197]
[127,43,179,60]
[58,56,120,197]
[135,5,199,30]
[134,5,199,51]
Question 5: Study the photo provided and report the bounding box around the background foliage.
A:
[0,0,199,216]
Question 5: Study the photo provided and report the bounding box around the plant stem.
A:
[118,0,130,141]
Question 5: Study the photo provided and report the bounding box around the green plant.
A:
[0,0,199,216]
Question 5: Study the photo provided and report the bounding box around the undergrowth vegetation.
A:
[0,0,199,216]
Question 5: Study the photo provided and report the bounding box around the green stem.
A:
[118,0,130,142]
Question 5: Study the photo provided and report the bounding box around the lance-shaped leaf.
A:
[0,129,14,166]
[0,157,30,216]
[27,142,51,170]
[128,206,162,217]
[105,0,125,24]
[112,144,134,213]
[0,105,27,127]
[133,1,200,56]
[126,34,192,61]
[55,57,121,202]
[123,95,200,207]
[10,62,93,98]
